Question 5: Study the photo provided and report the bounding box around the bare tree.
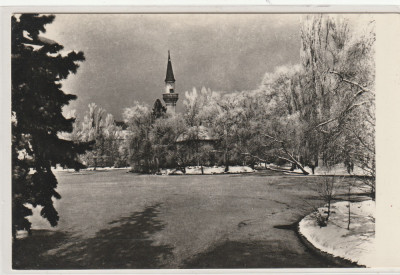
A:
[313,175,344,221]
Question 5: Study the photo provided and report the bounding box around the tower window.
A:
[169,89,174,93]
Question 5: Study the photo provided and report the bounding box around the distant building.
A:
[176,125,221,166]
[176,125,218,145]
[162,51,179,114]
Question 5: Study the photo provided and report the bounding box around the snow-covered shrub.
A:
[315,212,327,227]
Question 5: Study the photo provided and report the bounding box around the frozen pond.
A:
[13,169,364,269]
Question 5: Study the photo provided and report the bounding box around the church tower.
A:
[162,51,179,113]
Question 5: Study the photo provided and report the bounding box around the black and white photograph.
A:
[8,11,387,270]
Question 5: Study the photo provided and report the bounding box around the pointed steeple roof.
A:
[165,50,175,83]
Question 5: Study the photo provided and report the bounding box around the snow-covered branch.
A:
[264,134,309,175]
[329,71,373,94]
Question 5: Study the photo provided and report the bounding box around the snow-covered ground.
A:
[161,166,255,175]
[265,163,366,176]
[34,166,130,173]
[299,200,375,267]
[28,165,254,175]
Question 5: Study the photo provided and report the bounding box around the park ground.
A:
[13,169,370,269]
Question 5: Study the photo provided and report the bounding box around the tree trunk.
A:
[326,199,331,221]
[281,151,309,175]
[265,134,309,175]
[347,201,351,230]
[347,183,351,230]
[224,150,229,172]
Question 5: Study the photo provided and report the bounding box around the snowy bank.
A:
[266,163,366,176]
[49,166,130,173]
[161,166,255,175]
[299,200,375,267]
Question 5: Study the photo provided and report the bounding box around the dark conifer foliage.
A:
[11,14,90,238]
[152,99,167,120]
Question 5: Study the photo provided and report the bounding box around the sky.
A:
[43,14,302,120]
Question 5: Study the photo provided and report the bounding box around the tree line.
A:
[71,16,375,189]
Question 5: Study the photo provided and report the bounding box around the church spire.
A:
[163,50,178,114]
[165,50,175,83]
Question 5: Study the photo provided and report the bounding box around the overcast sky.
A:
[44,14,301,120]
